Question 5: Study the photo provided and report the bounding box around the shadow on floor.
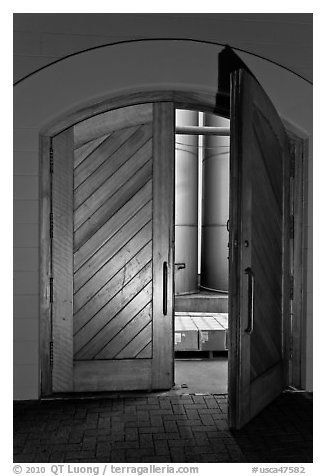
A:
[231,392,313,462]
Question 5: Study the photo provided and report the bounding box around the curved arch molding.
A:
[14,40,312,136]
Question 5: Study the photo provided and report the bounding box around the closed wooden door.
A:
[228,69,291,428]
[51,103,175,392]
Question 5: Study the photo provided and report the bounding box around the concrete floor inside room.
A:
[174,354,228,394]
[173,290,229,395]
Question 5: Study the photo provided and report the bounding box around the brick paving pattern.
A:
[13,392,312,463]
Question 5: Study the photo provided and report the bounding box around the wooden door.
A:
[51,103,175,393]
[228,69,291,428]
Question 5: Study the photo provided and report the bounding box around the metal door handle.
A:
[245,267,255,335]
[163,261,168,315]
[174,262,186,270]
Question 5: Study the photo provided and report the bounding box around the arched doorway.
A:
[40,67,294,429]
[14,39,310,424]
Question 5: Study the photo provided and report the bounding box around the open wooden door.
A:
[228,69,291,428]
[50,102,174,393]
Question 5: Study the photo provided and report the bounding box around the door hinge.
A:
[290,148,295,178]
[290,214,294,239]
[290,275,294,301]
[49,341,54,369]
[289,335,293,360]
[49,143,54,174]
[49,277,54,303]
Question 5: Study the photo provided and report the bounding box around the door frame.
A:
[286,129,309,389]
[39,89,306,396]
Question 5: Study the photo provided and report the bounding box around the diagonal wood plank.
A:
[74,141,153,231]
[74,163,152,249]
[74,124,152,209]
[74,241,152,332]
[114,321,152,360]
[249,112,283,382]
[134,341,152,359]
[251,161,282,231]
[74,134,111,169]
[253,109,283,210]
[95,303,152,359]
[74,280,152,359]
[251,232,282,292]
[74,196,152,286]
[250,280,282,379]
[51,102,177,393]
[74,263,152,351]
[74,177,152,264]
[74,126,139,188]
[74,103,153,147]
[74,225,152,312]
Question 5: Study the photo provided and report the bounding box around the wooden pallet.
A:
[175,312,228,352]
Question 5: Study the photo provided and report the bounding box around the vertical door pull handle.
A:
[163,261,168,315]
[245,267,255,335]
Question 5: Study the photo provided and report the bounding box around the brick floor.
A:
[13,392,312,463]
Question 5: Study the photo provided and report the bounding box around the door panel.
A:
[229,69,290,428]
[52,129,74,392]
[51,102,174,393]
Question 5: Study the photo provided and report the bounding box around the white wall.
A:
[13,39,313,399]
[13,132,40,399]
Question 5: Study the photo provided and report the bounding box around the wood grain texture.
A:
[74,262,152,354]
[52,128,74,392]
[39,135,52,396]
[74,359,152,392]
[250,362,284,418]
[74,103,153,147]
[74,138,152,232]
[228,69,290,429]
[74,125,151,208]
[95,304,152,359]
[74,225,152,313]
[115,320,152,359]
[73,112,155,366]
[74,280,152,359]
[45,101,175,393]
[151,102,175,390]
[74,134,111,169]
[133,341,152,359]
[250,111,283,379]
[74,126,138,189]
[288,133,307,388]
[74,162,152,250]
[74,197,152,288]
[74,240,152,331]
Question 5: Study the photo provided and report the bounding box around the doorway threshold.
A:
[41,387,228,402]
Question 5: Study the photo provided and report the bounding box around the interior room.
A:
[174,109,230,394]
